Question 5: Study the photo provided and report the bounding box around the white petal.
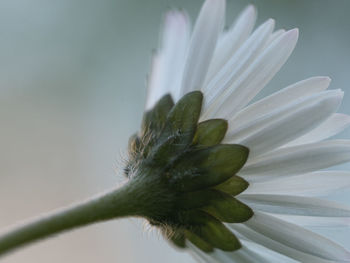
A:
[160,11,191,102]
[202,19,275,119]
[228,90,343,158]
[240,140,350,182]
[284,113,350,147]
[207,5,257,80]
[245,171,350,197]
[212,245,273,263]
[265,29,286,47]
[146,53,163,109]
[231,224,337,263]
[273,214,350,228]
[239,240,297,263]
[228,76,331,129]
[146,11,190,109]
[238,194,350,217]
[187,242,220,263]
[207,29,299,119]
[181,0,225,95]
[243,211,350,261]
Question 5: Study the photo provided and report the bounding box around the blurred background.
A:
[0,0,349,262]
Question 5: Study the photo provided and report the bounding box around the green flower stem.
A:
[0,181,143,257]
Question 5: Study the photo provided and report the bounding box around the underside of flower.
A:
[125,91,252,252]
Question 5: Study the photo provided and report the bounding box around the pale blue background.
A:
[0,0,349,262]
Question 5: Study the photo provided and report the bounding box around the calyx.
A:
[125,91,252,252]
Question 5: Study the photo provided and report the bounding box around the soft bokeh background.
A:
[1,0,349,262]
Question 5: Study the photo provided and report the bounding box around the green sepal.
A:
[148,135,183,167]
[145,91,203,166]
[128,134,142,156]
[187,211,241,251]
[125,134,143,177]
[214,176,249,196]
[169,232,187,249]
[177,190,223,209]
[185,230,213,253]
[193,119,228,146]
[164,91,203,145]
[172,144,249,191]
[203,194,253,223]
[141,94,174,137]
[178,190,253,223]
[199,144,249,175]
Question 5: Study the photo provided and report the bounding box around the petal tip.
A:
[317,76,332,85]
[324,76,332,82]
[288,28,299,40]
[244,4,257,17]
[313,76,332,90]
[266,18,275,27]
[333,89,345,98]
[206,0,226,9]
[164,9,189,28]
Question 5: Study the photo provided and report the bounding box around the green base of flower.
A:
[126,92,253,252]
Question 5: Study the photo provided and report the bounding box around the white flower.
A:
[145,0,350,262]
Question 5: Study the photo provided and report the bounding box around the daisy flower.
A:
[1,0,350,262]
[140,0,350,262]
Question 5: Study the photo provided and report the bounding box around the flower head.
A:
[127,0,350,261]
[126,91,252,251]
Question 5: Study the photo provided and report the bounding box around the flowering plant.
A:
[1,1,350,262]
